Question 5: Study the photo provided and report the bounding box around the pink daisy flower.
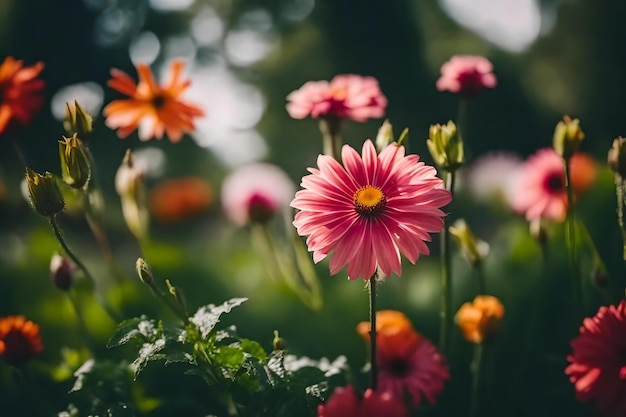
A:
[510,148,597,221]
[565,301,626,417]
[286,74,387,122]
[221,163,295,227]
[291,139,451,280]
[377,330,449,407]
[318,386,409,417]
[436,55,497,96]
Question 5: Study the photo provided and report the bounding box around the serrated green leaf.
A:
[239,339,267,361]
[107,316,158,348]
[191,298,248,340]
[164,351,197,366]
[130,338,167,379]
[215,346,245,370]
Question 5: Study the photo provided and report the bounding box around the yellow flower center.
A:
[353,185,386,215]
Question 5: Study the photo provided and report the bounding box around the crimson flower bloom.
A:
[566,301,626,417]
[291,139,451,280]
[510,148,597,221]
[436,55,497,96]
[286,74,387,122]
[0,315,43,367]
[103,60,204,143]
[318,386,408,417]
[0,57,44,135]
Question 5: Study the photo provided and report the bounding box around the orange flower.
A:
[149,177,213,223]
[356,310,420,353]
[103,60,204,143]
[0,57,44,135]
[0,315,43,367]
[455,295,505,343]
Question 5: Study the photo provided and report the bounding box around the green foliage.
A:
[102,298,342,416]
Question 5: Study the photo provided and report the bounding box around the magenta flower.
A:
[378,332,449,407]
[436,55,497,96]
[318,386,409,417]
[286,74,387,122]
[566,301,626,417]
[221,163,295,226]
[510,148,597,221]
[291,139,451,280]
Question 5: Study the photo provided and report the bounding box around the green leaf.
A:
[190,298,248,340]
[215,346,245,370]
[239,339,267,361]
[107,316,158,348]
[130,338,167,379]
[164,351,197,366]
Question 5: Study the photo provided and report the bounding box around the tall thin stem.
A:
[615,175,626,260]
[470,342,484,417]
[564,159,583,315]
[368,273,378,390]
[319,117,342,162]
[439,170,456,354]
[48,215,119,321]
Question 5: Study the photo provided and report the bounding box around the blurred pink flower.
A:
[510,148,597,221]
[463,151,523,205]
[286,74,387,122]
[221,163,295,226]
[377,329,449,407]
[317,386,408,417]
[291,139,451,280]
[436,55,497,96]
[566,301,626,417]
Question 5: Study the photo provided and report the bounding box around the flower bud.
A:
[50,252,76,291]
[448,219,489,267]
[375,119,394,152]
[553,115,584,160]
[116,150,149,241]
[426,120,464,172]
[58,134,91,189]
[455,295,505,343]
[273,330,287,351]
[64,100,93,141]
[590,268,608,288]
[136,258,153,285]
[25,167,65,217]
[608,136,626,177]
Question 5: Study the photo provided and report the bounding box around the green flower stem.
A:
[470,342,485,417]
[368,272,378,390]
[144,278,189,325]
[48,215,120,322]
[319,117,342,162]
[563,159,583,315]
[615,174,626,260]
[439,170,456,354]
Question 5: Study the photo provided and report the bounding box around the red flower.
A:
[103,60,205,143]
[318,386,408,417]
[0,57,45,135]
[286,74,387,122]
[566,301,626,417]
[436,55,496,96]
[0,315,43,367]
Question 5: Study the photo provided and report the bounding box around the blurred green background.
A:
[1,0,625,415]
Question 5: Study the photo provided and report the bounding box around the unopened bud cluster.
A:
[427,120,464,172]
[553,116,584,161]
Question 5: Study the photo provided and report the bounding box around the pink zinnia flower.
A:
[510,148,597,221]
[286,74,387,122]
[436,55,497,96]
[221,163,295,227]
[318,386,408,417]
[291,140,451,280]
[565,301,626,417]
[377,326,449,406]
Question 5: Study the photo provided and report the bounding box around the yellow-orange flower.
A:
[356,310,420,353]
[0,57,44,135]
[455,295,505,343]
[0,315,43,367]
[149,177,213,223]
[103,60,204,143]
